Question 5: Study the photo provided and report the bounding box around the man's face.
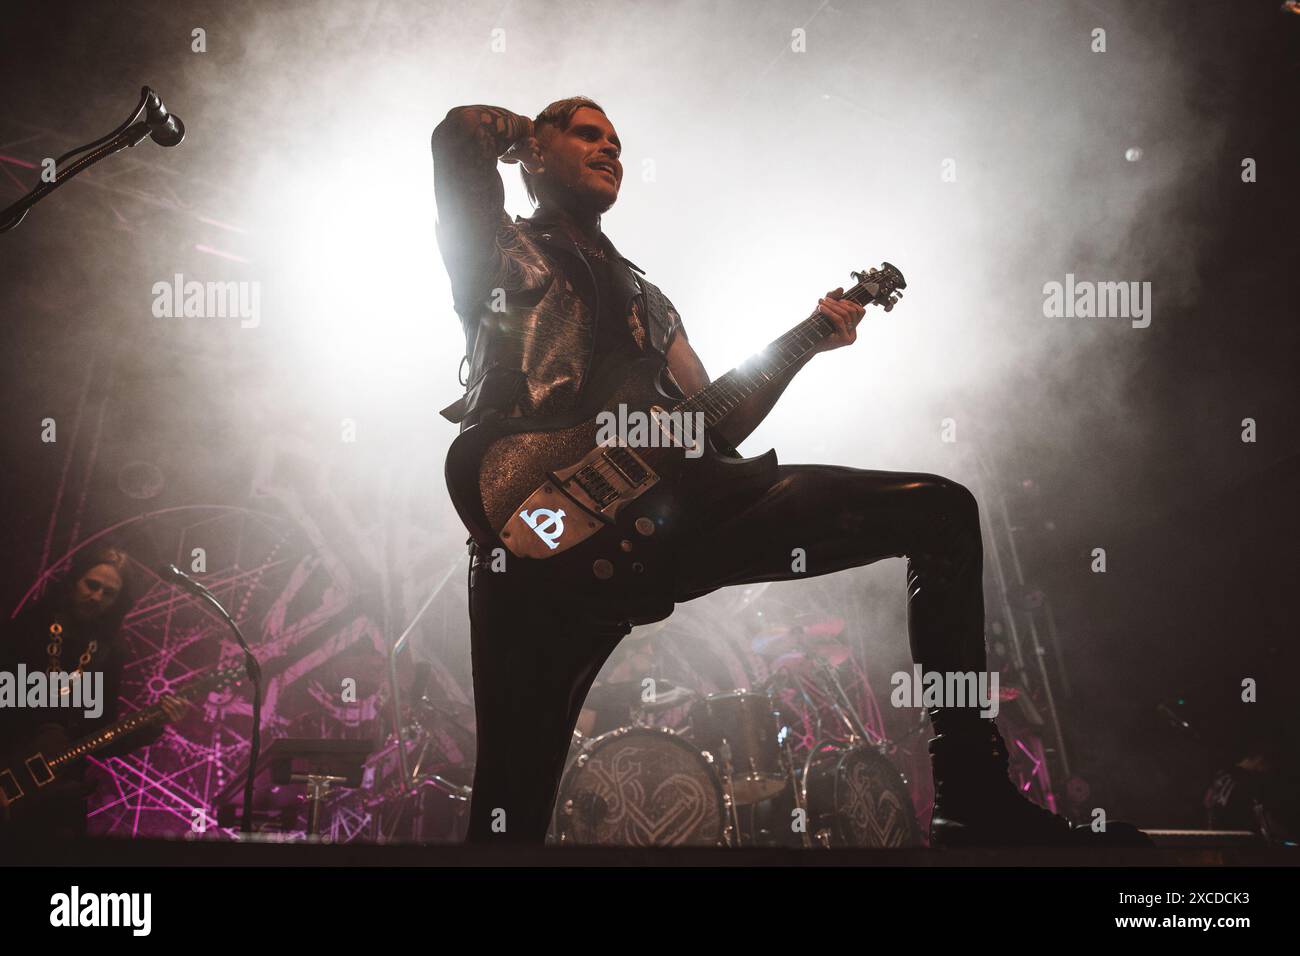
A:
[72,563,123,622]
[536,107,623,213]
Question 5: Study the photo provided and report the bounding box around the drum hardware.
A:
[715,740,744,847]
[384,557,463,797]
[266,738,374,838]
[692,690,789,805]
[777,725,812,848]
[812,657,877,747]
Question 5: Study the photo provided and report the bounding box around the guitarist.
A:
[0,545,188,837]
[431,98,1141,847]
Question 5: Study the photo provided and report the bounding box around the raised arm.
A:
[430,105,537,311]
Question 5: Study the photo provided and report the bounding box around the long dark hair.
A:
[35,543,139,642]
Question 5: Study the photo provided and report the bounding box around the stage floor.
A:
[6,835,1295,868]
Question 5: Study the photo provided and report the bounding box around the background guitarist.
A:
[0,545,189,838]
[431,98,1141,847]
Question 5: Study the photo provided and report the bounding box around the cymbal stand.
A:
[716,740,742,848]
[777,726,812,848]
[813,658,880,750]
[386,555,463,794]
[971,449,1072,782]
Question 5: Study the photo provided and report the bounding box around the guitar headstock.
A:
[183,661,247,699]
[847,262,907,312]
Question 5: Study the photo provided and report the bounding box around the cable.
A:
[54,87,151,167]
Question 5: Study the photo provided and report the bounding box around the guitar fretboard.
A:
[678,311,839,427]
[47,667,240,771]
[676,267,902,428]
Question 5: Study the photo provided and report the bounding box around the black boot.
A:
[928,720,1151,847]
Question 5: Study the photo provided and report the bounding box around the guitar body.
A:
[445,353,778,623]
[0,731,70,824]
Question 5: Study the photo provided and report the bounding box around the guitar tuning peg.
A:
[894,290,903,299]
[882,298,895,312]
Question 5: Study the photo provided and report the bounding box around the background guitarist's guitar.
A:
[445,262,906,623]
[0,661,245,816]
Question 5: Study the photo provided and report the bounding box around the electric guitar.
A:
[444,263,907,622]
[0,661,245,816]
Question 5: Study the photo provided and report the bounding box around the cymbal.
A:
[769,641,853,672]
[727,582,774,614]
[587,678,695,711]
[750,618,848,660]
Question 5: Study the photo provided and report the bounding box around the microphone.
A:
[157,563,211,598]
[144,88,185,147]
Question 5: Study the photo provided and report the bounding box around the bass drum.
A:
[552,726,728,846]
[800,742,922,847]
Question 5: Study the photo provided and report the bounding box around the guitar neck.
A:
[46,702,168,772]
[46,667,235,772]
[675,266,904,429]
[677,309,839,429]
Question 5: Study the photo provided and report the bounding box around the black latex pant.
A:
[465,464,987,844]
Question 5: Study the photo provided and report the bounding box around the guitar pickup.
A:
[0,768,25,802]
[24,753,54,787]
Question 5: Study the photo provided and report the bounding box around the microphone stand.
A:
[1,86,184,234]
[159,566,263,835]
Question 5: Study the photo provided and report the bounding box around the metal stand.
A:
[970,449,1072,794]
[385,554,465,794]
[294,772,349,837]
[780,734,812,848]
[1,87,183,233]
[716,741,743,848]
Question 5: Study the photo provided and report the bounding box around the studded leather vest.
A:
[439,213,683,431]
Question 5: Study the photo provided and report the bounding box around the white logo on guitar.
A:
[520,507,567,550]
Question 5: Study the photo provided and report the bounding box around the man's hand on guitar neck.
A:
[159,694,190,723]
[813,287,867,353]
[665,287,867,452]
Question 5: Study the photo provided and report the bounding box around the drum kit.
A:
[343,606,924,848]
[550,620,923,849]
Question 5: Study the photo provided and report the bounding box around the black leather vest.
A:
[439,214,682,431]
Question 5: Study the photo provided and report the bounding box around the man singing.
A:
[431,97,1143,847]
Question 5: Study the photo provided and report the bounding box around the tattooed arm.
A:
[430,106,537,311]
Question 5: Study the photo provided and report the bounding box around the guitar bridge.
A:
[604,446,650,485]
[573,465,620,508]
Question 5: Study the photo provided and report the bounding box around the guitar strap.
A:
[632,273,674,355]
